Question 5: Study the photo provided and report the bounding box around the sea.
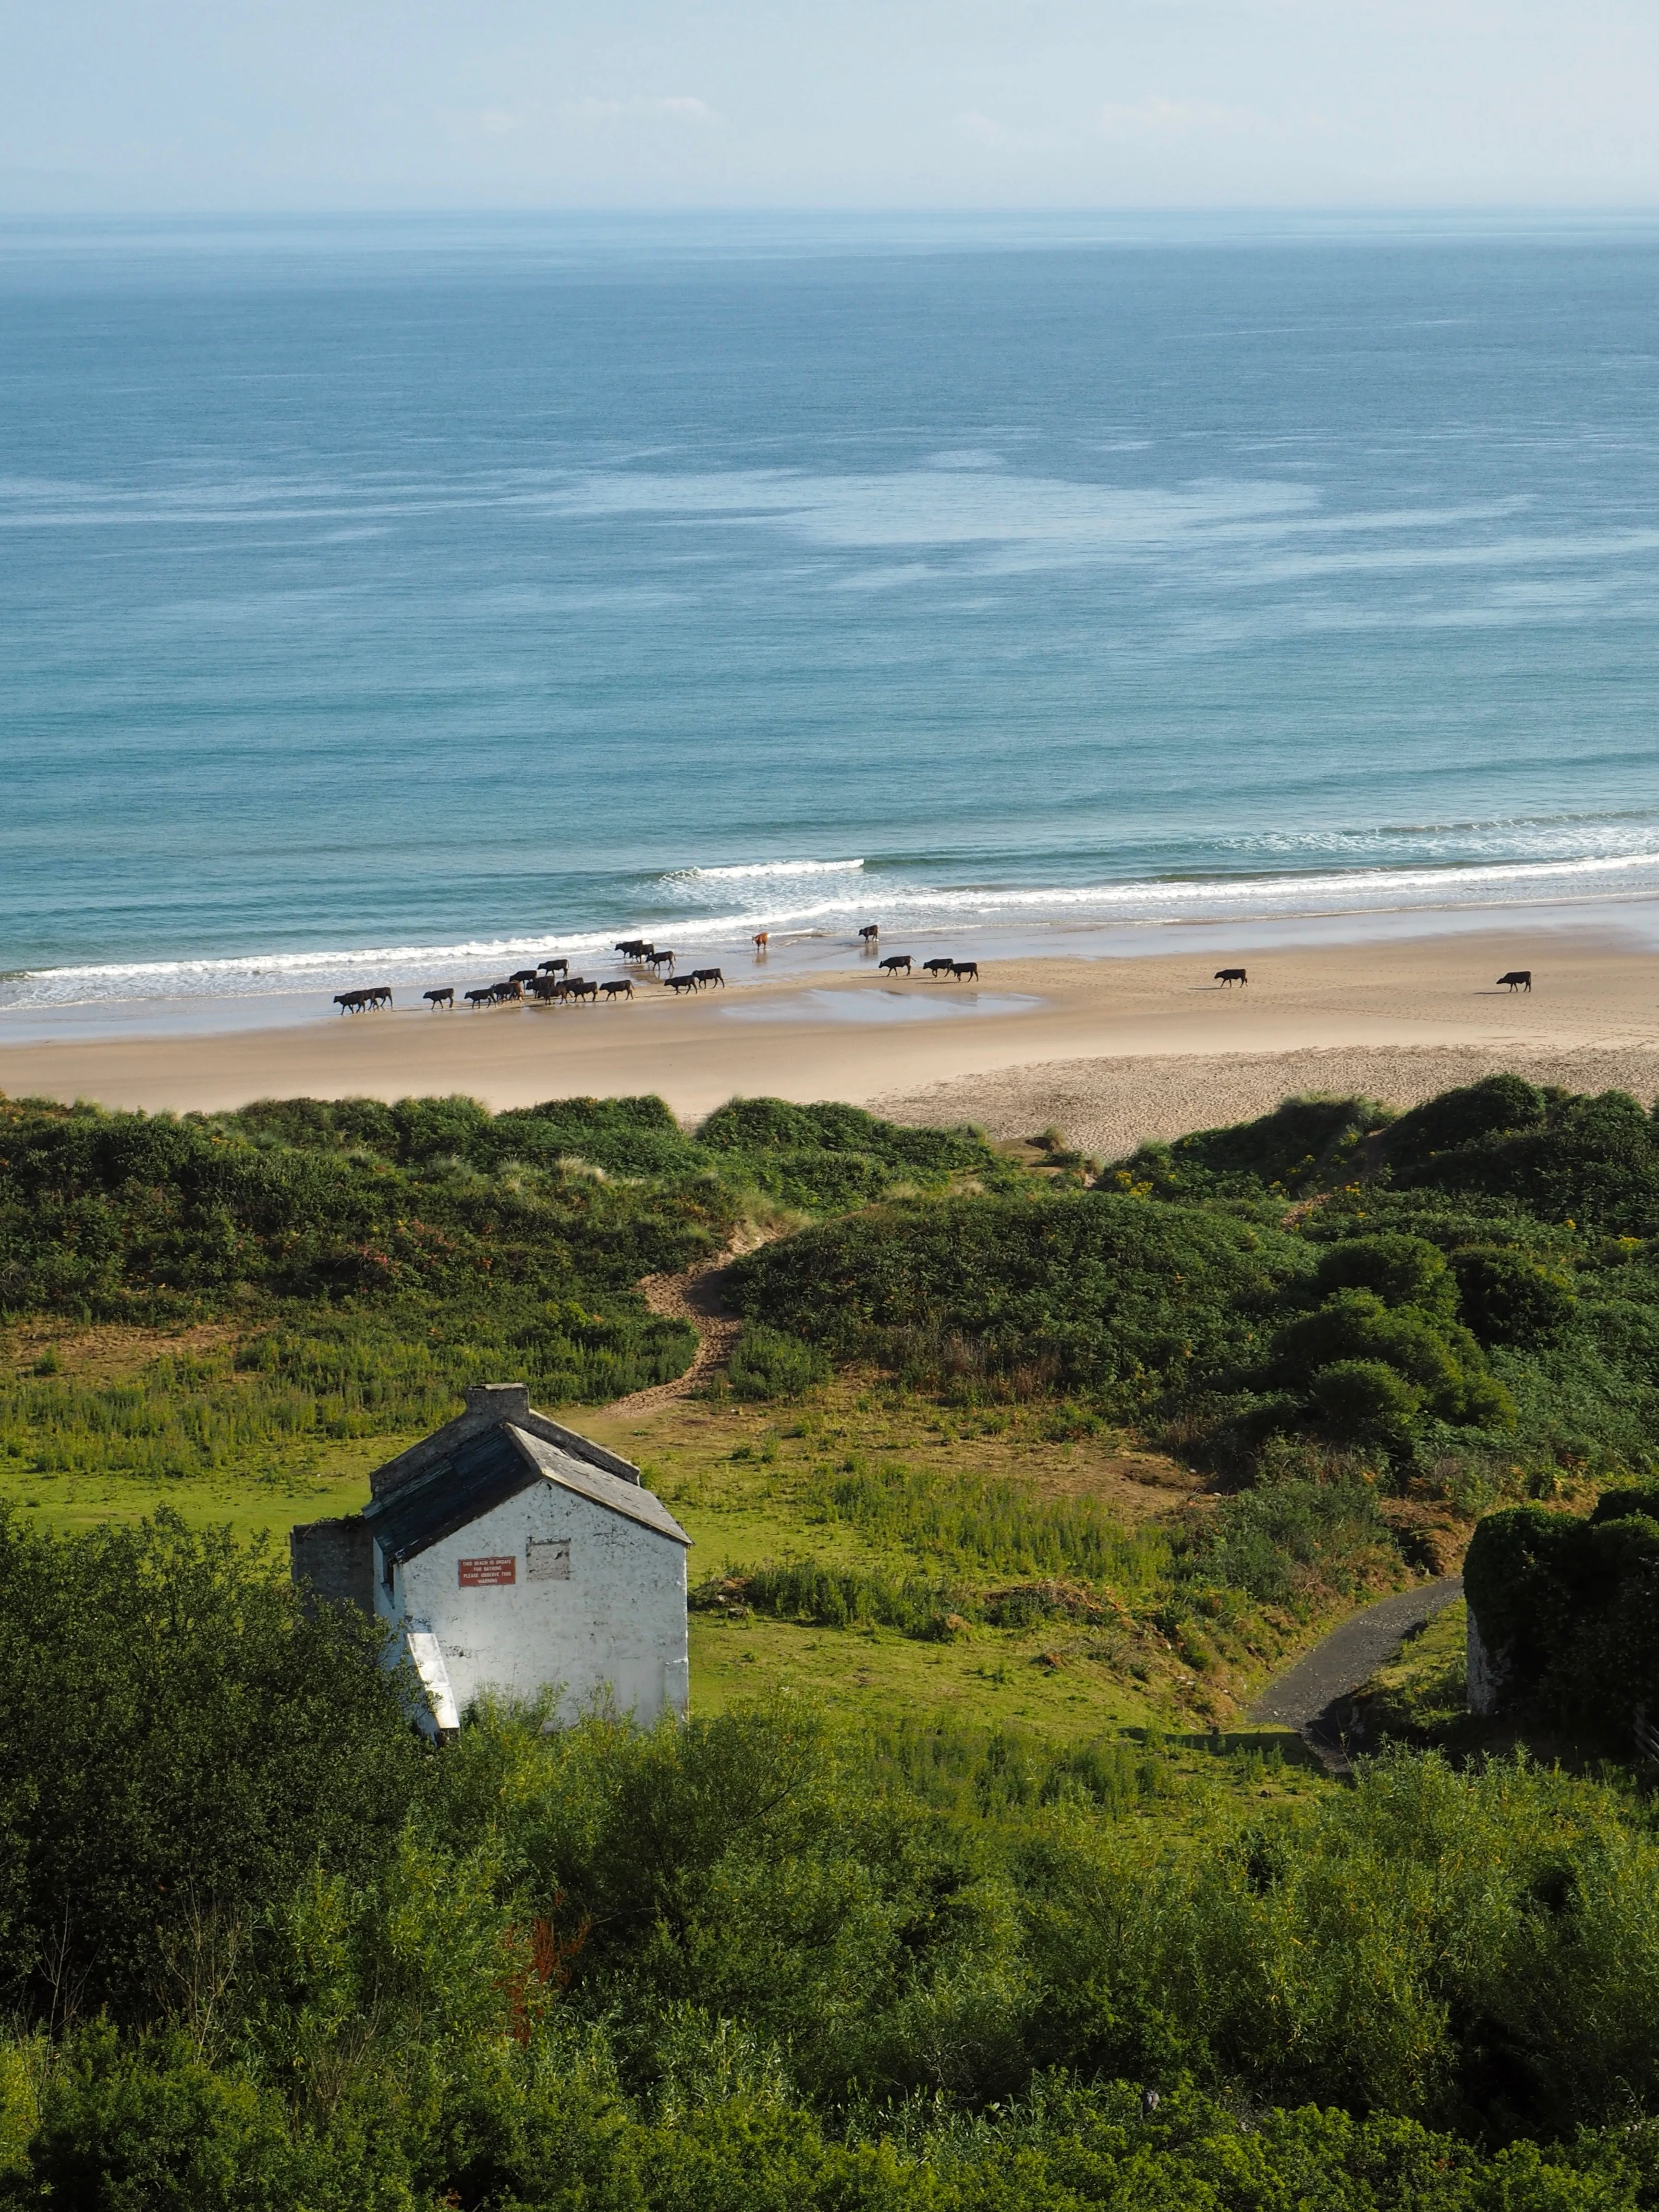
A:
[7,209,1659,1032]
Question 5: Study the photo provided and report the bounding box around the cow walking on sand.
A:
[423,988,454,1009]
[1498,970,1532,992]
[879,955,911,975]
[1215,968,1248,987]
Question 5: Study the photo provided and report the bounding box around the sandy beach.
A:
[6,924,1659,1157]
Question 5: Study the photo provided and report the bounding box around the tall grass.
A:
[808,1456,1168,1588]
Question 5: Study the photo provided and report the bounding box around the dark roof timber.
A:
[360,1392,690,1569]
[370,1383,643,1500]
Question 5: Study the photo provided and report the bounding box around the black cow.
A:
[423,987,454,1009]
[333,991,367,1014]
[666,973,699,994]
[859,924,880,943]
[1215,968,1248,987]
[601,978,634,1000]
[950,961,979,981]
[879,955,911,974]
[509,969,538,986]
[646,948,676,971]
[921,957,955,977]
[1498,970,1532,992]
[692,967,725,988]
[539,958,569,976]
[465,987,495,1008]
[565,979,599,1002]
[615,939,651,958]
[363,986,393,1009]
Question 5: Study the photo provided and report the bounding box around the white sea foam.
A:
[670,858,865,883]
[13,843,1659,1012]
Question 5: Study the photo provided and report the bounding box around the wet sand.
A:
[4,927,1658,1154]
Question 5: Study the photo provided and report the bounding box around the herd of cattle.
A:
[331,927,992,1014]
[334,942,1540,1016]
[333,941,732,1015]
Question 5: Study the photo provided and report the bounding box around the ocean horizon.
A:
[8,209,1659,1025]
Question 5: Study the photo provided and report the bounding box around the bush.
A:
[730,1192,1308,1407]
[1315,1235,1456,1315]
[0,1509,426,2023]
[1453,1248,1576,1347]
[1188,1478,1394,1607]
[1309,1359,1423,1445]
[1463,1493,1659,1748]
[1115,1094,1385,1200]
[724,1324,832,1401]
[1384,1073,1549,1169]
[1271,1291,1511,1432]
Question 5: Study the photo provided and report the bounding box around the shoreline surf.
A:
[7,892,1659,1044]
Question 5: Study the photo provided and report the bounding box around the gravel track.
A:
[1248,1576,1464,1769]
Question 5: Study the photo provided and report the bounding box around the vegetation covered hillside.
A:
[5,1076,1659,2202]
[734,1073,1659,1495]
[0,1513,1656,2207]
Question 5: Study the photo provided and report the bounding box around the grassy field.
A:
[0,1298,1437,1750]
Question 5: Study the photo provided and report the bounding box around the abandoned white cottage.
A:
[290,1383,690,1737]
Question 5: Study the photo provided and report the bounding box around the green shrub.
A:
[1463,1494,1659,1748]
[1384,1073,1549,1169]
[730,1192,1308,1407]
[1271,1291,1511,1432]
[1309,1358,1423,1445]
[1315,1235,1456,1315]
[723,1324,832,1401]
[1188,1478,1394,1607]
[1115,1094,1385,1200]
[1453,1248,1576,1347]
[0,1509,426,2023]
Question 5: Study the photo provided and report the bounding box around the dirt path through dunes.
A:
[606,1230,777,1416]
[1248,1576,1463,1771]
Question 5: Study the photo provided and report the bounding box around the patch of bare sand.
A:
[875,1042,1659,1164]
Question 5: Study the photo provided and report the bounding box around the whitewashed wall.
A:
[376,1480,689,1729]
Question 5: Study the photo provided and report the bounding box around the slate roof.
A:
[363,1420,690,1568]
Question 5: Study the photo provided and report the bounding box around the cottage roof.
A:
[363,1417,690,1567]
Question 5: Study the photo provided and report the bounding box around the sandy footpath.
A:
[4,926,1658,1156]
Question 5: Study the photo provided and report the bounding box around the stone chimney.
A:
[464,1382,531,1423]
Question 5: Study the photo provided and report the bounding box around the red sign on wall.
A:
[458,1556,517,1587]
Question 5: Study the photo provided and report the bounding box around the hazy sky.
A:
[4,0,1658,213]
